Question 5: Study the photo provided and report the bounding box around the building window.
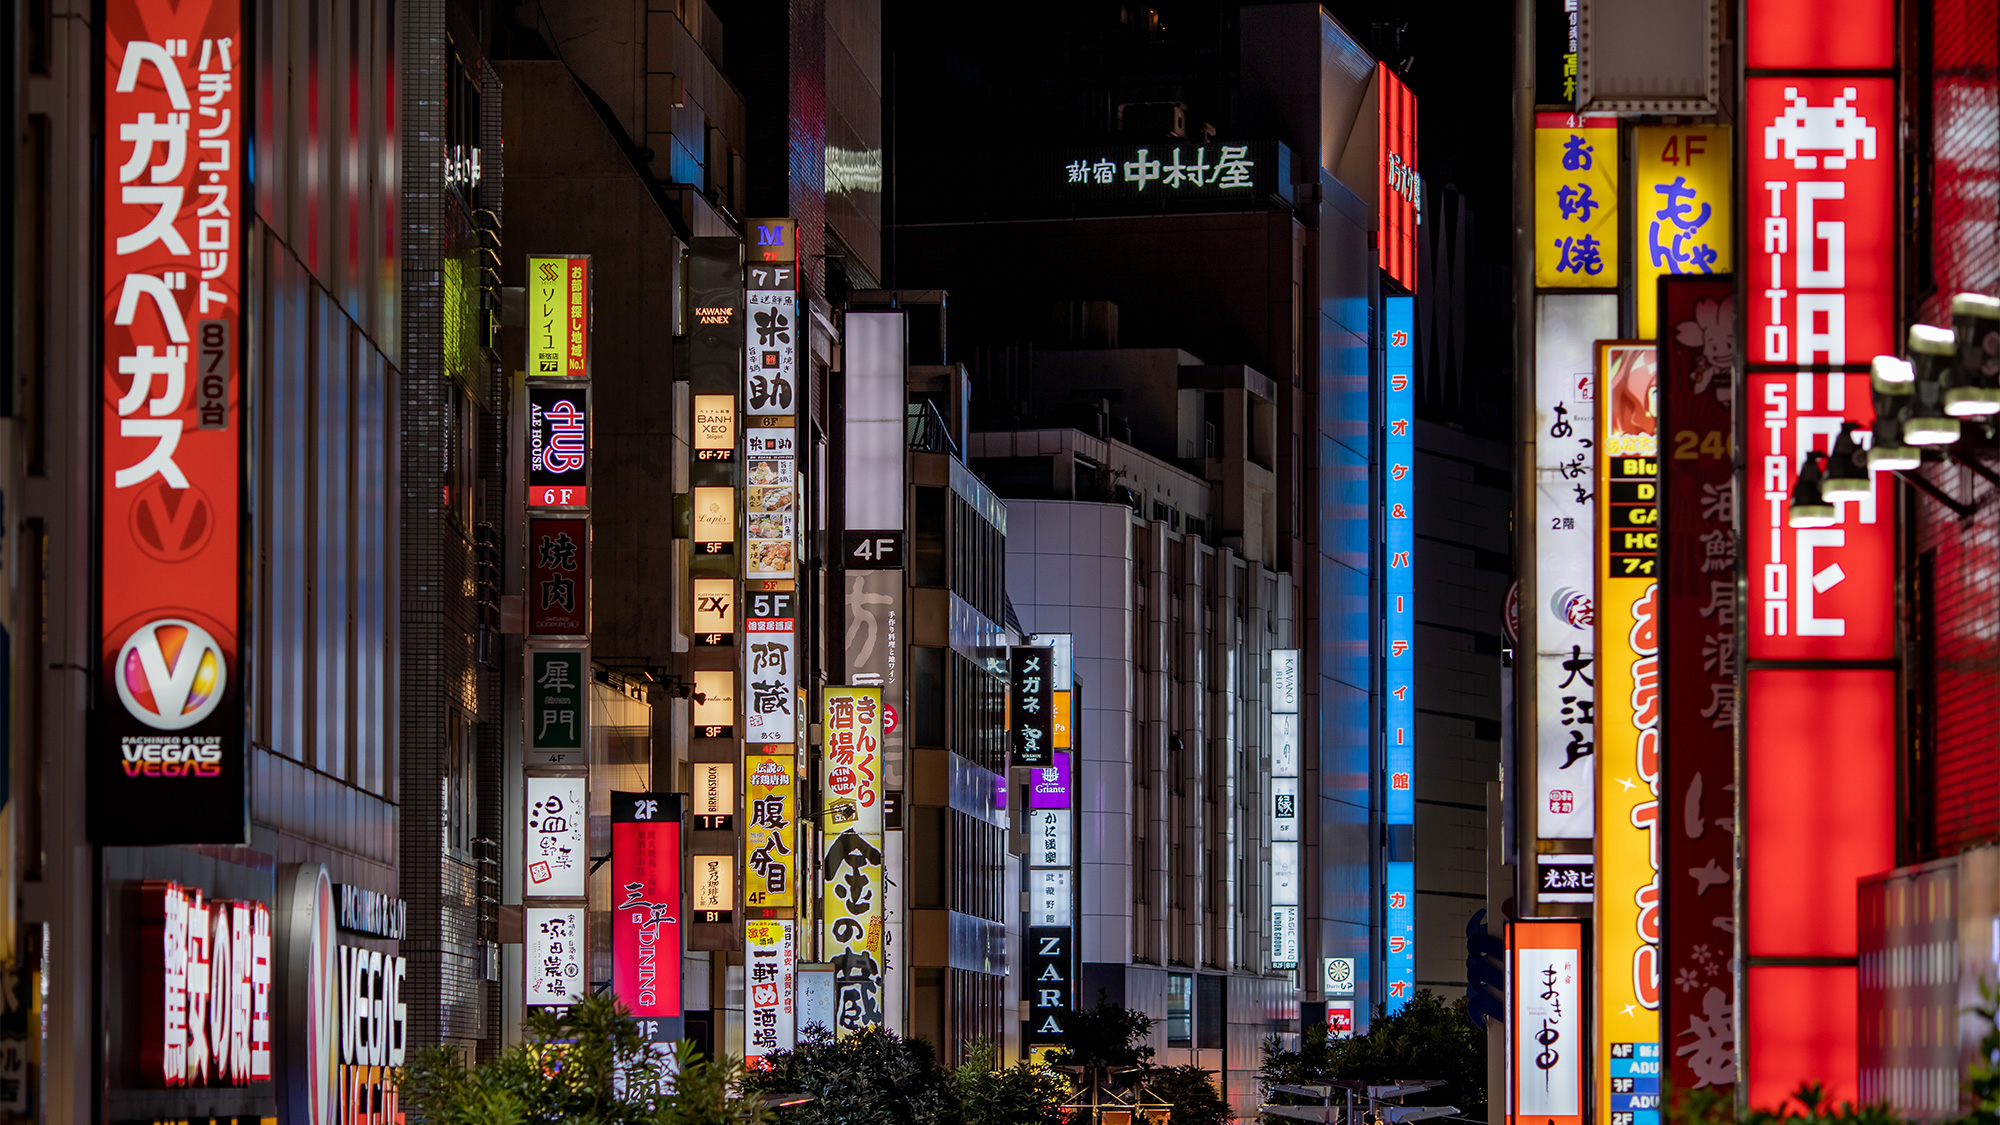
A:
[1166,973,1193,1047]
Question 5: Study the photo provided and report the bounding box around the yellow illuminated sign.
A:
[1535,116,1619,288]
[1052,692,1072,749]
[1633,126,1731,339]
[744,754,798,908]
[1594,342,1661,1117]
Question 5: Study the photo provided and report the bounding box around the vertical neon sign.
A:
[1384,295,1416,1011]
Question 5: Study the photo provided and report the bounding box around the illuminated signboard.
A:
[693,578,735,646]
[527,384,590,507]
[745,264,799,417]
[526,647,587,767]
[822,687,886,1035]
[526,908,584,1007]
[1270,650,1300,970]
[1535,115,1619,288]
[612,792,683,1040]
[694,394,737,461]
[745,595,798,744]
[1534,295,1616,852]
[693,762,736,830]
[1738,0,1897,1098]
[1027,926,1073,1040]
[96,0,248,845]
[692,669,737,739]
[1656,275,1738,1094]
[745,920,797,1065]
[1011,646,1055,766]
[1383,297,1416,1012]
[692,853,736,924]
[1054,141,1285,200]
[1376,65,1420,292]
[528,518,589,636]
[1746,81,1894,369]
[527,255,590,378]
[526,776,588,898]
[744,754,798,908]
[1633,126,1731,339]
[693,486,736,556]
[140,881,272,1087]
[1511,919,1585,1125]
[746,430,798,580]
[1594,343,1661,1124]
[751,218,797,263]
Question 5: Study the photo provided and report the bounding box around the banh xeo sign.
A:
[96,0,248,845]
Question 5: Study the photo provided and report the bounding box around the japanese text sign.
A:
[744,611,798,745]
[527,647,587,767]
[526,777,587,899]
[821,826,886,1035]
[1511,919,1585,1125]
[1535,295,1616,842]
[97,0,248,844]
[526,909,584,1007]
[1594,343,1662,1122]
[822,686,884,836]
[527,256,589,378]
[1535,115,1619,288]
[1011,647,1055,766]
[1657,276,1738,1094]
[744,755,798,908]
[745,920,797,1064]
[745,262,798,418]
[1745,79,1894,367]
[140,881,272,1087]
[1385,863,1415,1012]
[1377,65,1420,292]
[611,792,682,1038]
[1634,127,1731,339]
[528,518,589,636]
[746,429,797,579]
[1384,297,1416,826]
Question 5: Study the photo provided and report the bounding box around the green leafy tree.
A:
[401,993,771,1125]
[1048,993,1157,1070]
[742,1025,962,1125]
[1259,991,1485,1116]
[1668,1082,1908,1125]
[952,1040,1070,1125]
[1146,1064,1232,1125]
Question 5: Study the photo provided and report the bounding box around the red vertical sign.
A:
[1657,276,1738,1093]
[96,0,247,844]
[612,793,684,1040]
[1737,0,1897,1105]
[1376,64,1419,293]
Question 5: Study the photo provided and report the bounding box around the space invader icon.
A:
[1765,87,1876,170]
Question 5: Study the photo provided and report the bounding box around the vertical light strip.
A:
[1269,650,1300,970]
[1383,296,1416,1012]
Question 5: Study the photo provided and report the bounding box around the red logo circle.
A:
[129,480,217,563]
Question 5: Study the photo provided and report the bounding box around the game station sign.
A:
[95,0,248,844]
[1738,0,1897,1103]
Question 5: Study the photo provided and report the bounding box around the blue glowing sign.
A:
[1384,296,1415,829]
[1386,861,1415,1014]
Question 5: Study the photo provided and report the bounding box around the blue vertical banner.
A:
[1383,295,1416,1013]
[1386,861,1416,1013]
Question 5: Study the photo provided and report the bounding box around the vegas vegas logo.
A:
[117,618,227,730]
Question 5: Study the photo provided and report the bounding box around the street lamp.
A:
[1952,292,2000,410]
[1906,324,1963,443]
[1788,451,1837,528]
[1867,356,1921,471]
[1820,421,1871,499]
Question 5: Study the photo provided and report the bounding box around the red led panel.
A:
[1744,78,1896,370]
[1743,372,1895,662]
[1747,966,1860,1108]
[1746,0,1895,71]
[1377,63,1419,293]
[1746,668,1895,958]
[612,792,683,1038]
[95,0,247,844]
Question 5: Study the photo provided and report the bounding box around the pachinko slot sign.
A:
[96,0,247,844]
